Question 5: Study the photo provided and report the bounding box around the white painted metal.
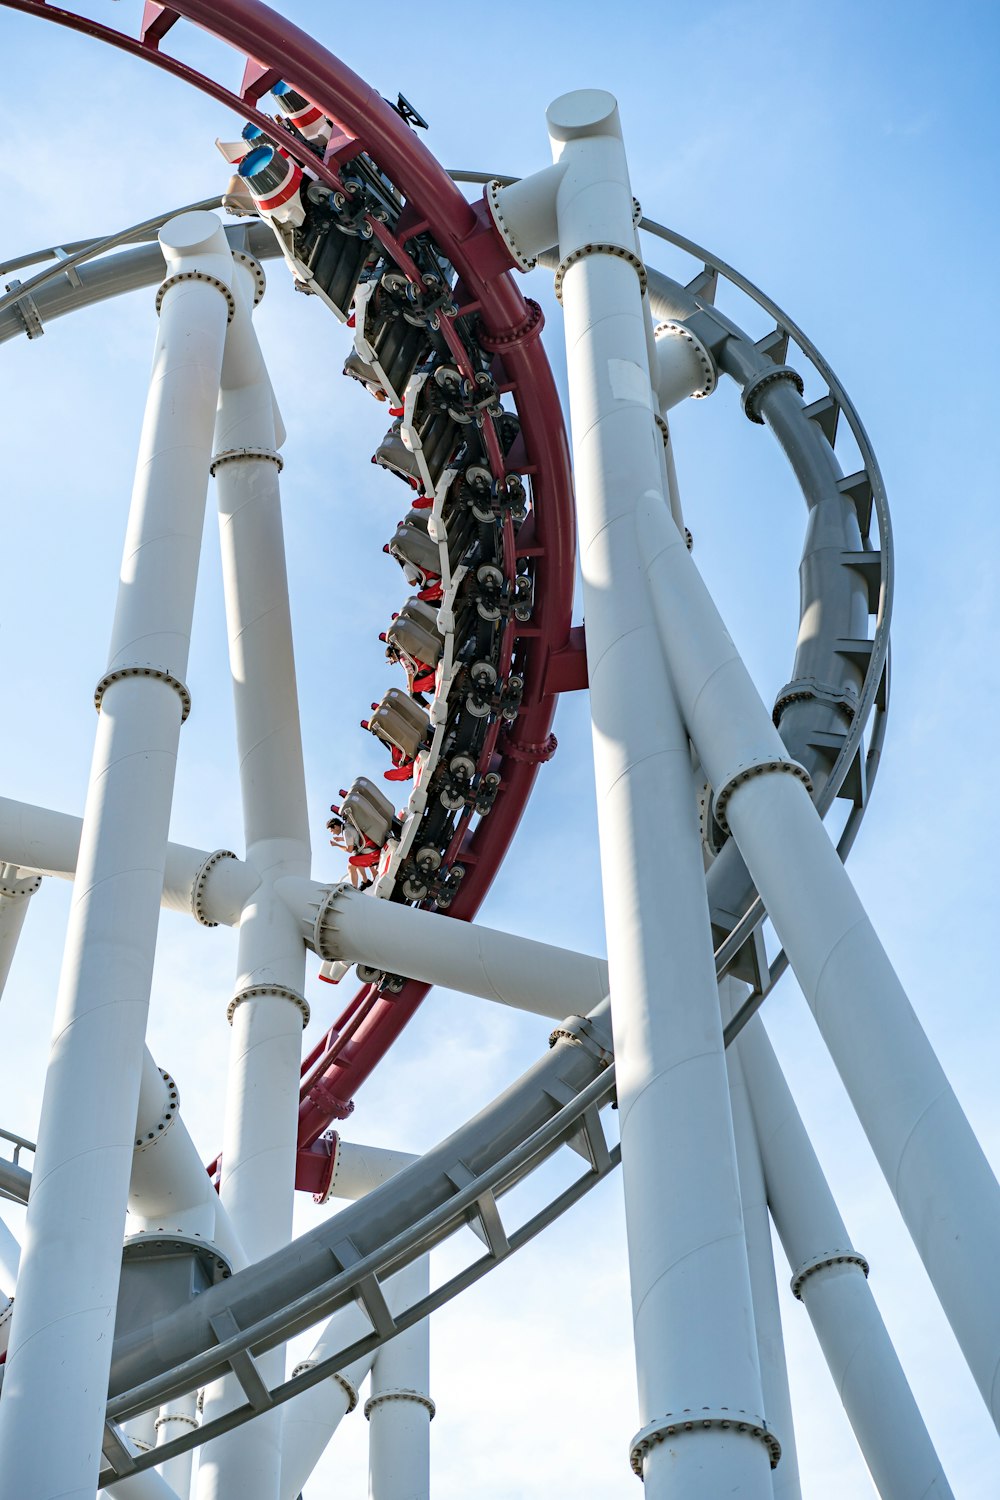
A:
[105,1467,181,1500]
[294,878,608,1018]
[0,867,36,1000]
[278,1145,424,1500]
[104,1427,181,1500]
[0,210,233,1500]
[326,1140,418,1201]
[0,795,257,925]
[738,1012,955,1498]
[197,256,309,1500]
[279,1309,373,1500]
[130,1053,215,1241]
[0,1297,11,1362]
[212,258,309,1264]
[720,979,798,1500]
[125,1411,159,1455]
[512,88,773,1497]
[0,1212,20,1286]
[636,486,1000,1433]
[652,323,716,411]
[367,1256,433,1500]
[155,1393,199,1500]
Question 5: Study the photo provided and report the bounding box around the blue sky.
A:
[1,0,999,1495]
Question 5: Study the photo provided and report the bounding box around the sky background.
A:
[1,0,999,1495]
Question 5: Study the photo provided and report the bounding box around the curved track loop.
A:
[1,15,898,1477]
[0,187,893,1134]
[2,0,577,1180]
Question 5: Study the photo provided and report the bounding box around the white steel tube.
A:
[0,794,257,925]
[105,1464,181,1500]
[103,1425,181,1500]
[213,257,310,1262]
[720,981,798,1500]
[130,1052,214,1240]
[295,878,608,1018]
[543,90,772,1497]
[155,1392,199,1500]
[0,1213,19,1286]
[198,260,309,1500]
[279,1299,378,1500]
[278,1145,421,1500]
[214,260,310,871]
[636,486,1000,1432]
[324,1139,417,1201]
[739,1014,955,1498]
[0,1295,11,1362]
[0,866,37,999]
[366,1257,433,1500]
[0,210,233,1500]
[128,1051,245,1272]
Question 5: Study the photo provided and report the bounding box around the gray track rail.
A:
[1,190,892,1480]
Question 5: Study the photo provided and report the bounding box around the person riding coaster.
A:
[326,811,376,887]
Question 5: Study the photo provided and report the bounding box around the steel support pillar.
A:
[289,877,609,1017]
[490,89,775,1496]
[720,980,798,1500]
[0,794,257,926]
[0,210,232,1500]
[0,865,38,1000]
[366,1256,433,1500]
[197,255,309,1500]
[278,1144,424,1500]
[637,484,1000,1434]
[155,1392,199,1500]
[738,1013,955,1498]
[279,1308,372,1500]
[0,1213,19,1288]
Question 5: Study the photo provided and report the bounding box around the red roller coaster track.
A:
[2,0,579,1193]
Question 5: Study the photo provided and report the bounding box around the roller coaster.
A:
[0,3,997,1498]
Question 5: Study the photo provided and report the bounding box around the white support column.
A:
[197,256,310,1500]
[0,794,258,926]
[291,878,609,1018]
[155,1392,199,1500]
[0,865,39,999]
[0,1211,20,1287]
[103,1428,182,1500]
[491,91,776,1496]
[0,1212,17,1361]
[366,1257,433,1500]
[720,981,798,1500]
[279,1301,378,1500]
[0,1294,12,1362]
[636,484,1000,1434]
[0,210,232,1500]
[738,1013,955,1498]
[278,1144,425,1500]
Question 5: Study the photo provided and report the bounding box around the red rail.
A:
[5,0,576,1188]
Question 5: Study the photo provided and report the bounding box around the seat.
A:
[365,688,430,761]
[343,348,386,399]
[342,775,398,849]
[373,420,422,484]
[385,513,441,580]
[385,599,444,670]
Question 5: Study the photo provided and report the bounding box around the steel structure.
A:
[0,4,996,1498]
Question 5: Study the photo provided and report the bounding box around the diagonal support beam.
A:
[0,794,256,927]
[289,877,609,1018]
